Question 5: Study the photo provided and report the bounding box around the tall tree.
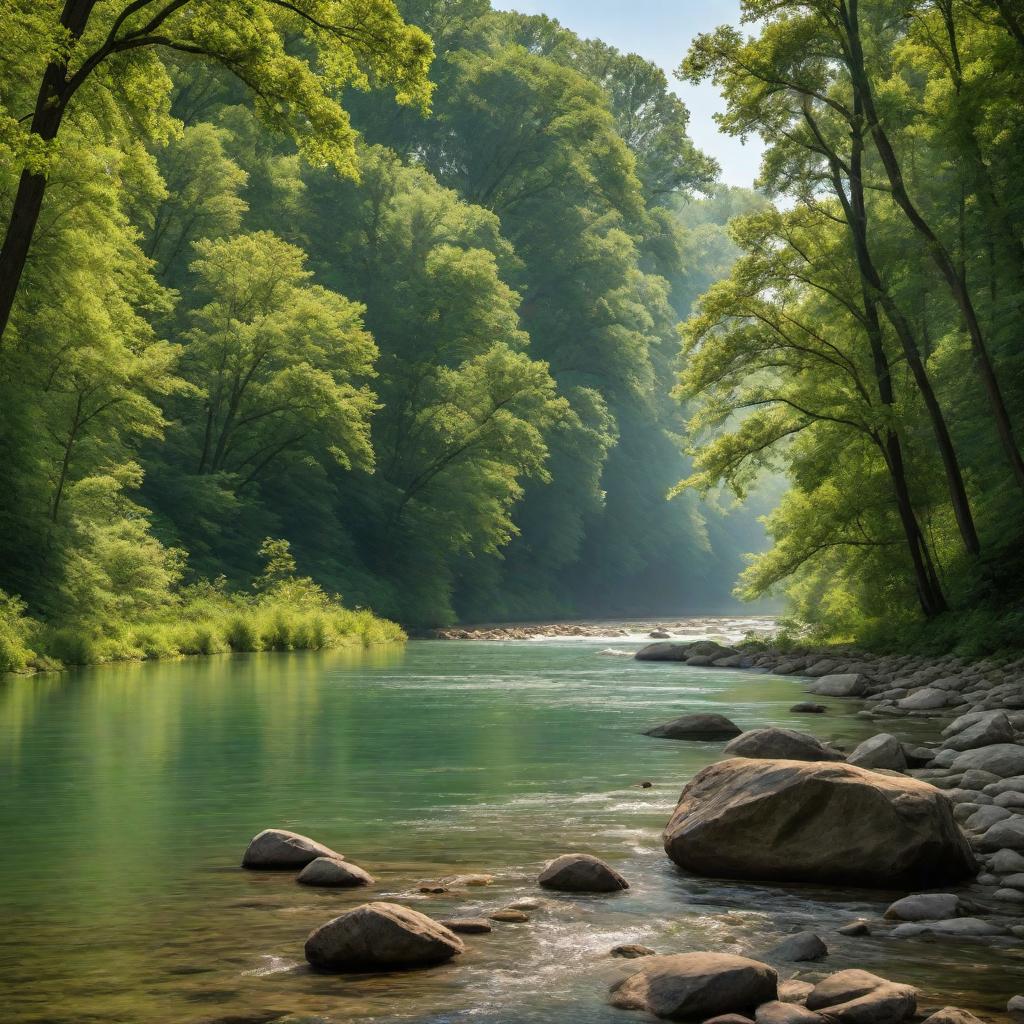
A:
[0,0,433,347]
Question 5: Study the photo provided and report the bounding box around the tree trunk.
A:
[822,105,982,556]
[843,0,1024,491]
[0,1,97,348]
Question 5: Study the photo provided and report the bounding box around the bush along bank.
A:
[0,574,404,675]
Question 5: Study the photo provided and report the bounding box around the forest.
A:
[1,0,1022,669]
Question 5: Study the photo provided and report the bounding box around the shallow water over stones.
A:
[0,628,1020,1023]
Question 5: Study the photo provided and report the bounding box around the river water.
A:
[1,624,1020,1023]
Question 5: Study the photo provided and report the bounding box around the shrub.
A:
[0,590,37,672]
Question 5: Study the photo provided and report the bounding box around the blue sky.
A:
[491,0,764,188]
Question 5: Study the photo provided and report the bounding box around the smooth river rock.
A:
[297,856,374,887]
[241,828,342,869]
[304,902,464,971]
[644,713,743,740]
[805,970,917,1024]
[609,952,777,1020]
[635,642,691,662]
[951,744,1024,778]
[723,728,843,763]
[766,931,827,962]
[806,674,867,697]
[846,733,907,771]
[662,759,977,887]
[883,892,960,921]
[538,853,629,892]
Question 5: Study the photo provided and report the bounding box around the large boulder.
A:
[297,856,374,887]
[806,674,867,697]
[609,952,777,1020]
[241,828,342,869]
[662,759,977,887]
[723,728,843,763]
[846,733,907,771]
[635,641,738,662]
[538,853,628,892]
[645,713,743,741]
[304,902,464,971]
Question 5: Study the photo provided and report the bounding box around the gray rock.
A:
[723,728,843,762]
[890,917,1005,938]
[538,853,628,892]
[703,1015,755,1024]
[965,805,1012,831]
[791,702,827,714]
[992,848,1024,873]
[986,775,1024,796]
[960,769,1002,790]
[995,791,1024,808]
[1008,995,1024,1021]
[806,674,867,697]
[645,713,743,740]
[304,902,464,971]
[898,688,949,711]
[805,660,840,677]
[952,744,1024,778]
[635,642,690,661]
[755,1001,824,1024]
[928,749,959,768]
[242,828,342,869]
[609,952,778,1020]
[883,893,959,921]
[767,931,827,962]
[650,630,672,639]
[847,733,907,771]
[297,856,375,887]
[943,711,1015,751]
[994,887,1024,903]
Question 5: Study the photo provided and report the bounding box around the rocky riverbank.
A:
[427,616,774,642]
[634,638,1024,928]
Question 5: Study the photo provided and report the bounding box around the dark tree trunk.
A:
[0,1,98,348]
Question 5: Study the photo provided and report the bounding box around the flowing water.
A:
[1,623,1020,1024]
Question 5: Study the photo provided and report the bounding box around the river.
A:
[0,624,1019,1023]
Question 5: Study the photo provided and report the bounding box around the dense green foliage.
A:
[678,0,1024,648]
[0,0,771,657]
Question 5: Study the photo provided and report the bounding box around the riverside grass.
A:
[0,580,404,674]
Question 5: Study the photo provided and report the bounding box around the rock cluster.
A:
[609,958,925,1024]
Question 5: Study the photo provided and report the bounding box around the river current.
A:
[0,620,1019,1022]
